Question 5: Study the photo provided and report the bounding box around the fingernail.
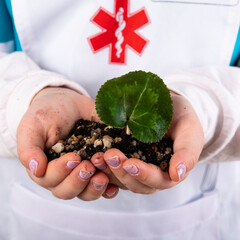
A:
[105,189,117,198]
[29,159,38,176]
[79,170,94,180]
[123,164,139,175]
[94,163,107,171]
[67,161,80,169]
[105,156,120,168]
[177,163,186,181]
[93,182,105,190]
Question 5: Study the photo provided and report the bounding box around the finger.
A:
[71,95,102,123]
[91,152,108,171]
[91,152,126,189]
[122,158,175,190]
[77,172,109,201]
[28,152,81,188]
[169,149,196,183]
[102,184,119,199]
[50,160,96,200]
[168,111,204,182]
[104,149,154,193]
[17,118,48,177]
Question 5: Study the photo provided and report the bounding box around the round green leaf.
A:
[95,71,173,143]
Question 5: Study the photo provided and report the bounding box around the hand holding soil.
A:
[16,72,204,199]
[92,92,205,193]
[47,92,204,194]
[17,87,119,200]
[45,71,204,194]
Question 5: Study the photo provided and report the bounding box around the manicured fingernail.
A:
[105,189,117,198]
[177,163,186,181]
[94,163,107,170]
[123,164,139,175]
[79,170,94,180]
[29,159,38,176]
[105,156,120,168]
[67,161,80,169]
[93,182,105,190]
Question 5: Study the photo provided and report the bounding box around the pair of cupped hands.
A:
[17,87,204,201]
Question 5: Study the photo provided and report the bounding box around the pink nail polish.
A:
[79,170,94,180]
[105,190,117,198]
[105,156,120,168]
[177,163,186,181]
[94,163,107,170]
[29,159,38,176]
[93,182,105,190]
[123,164,139,175]
[67,161,80,169]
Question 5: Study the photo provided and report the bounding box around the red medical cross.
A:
[88,0,150,64]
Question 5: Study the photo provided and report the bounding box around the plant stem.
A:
[126,125,131,135]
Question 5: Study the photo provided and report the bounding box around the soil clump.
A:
[46,119,173,171]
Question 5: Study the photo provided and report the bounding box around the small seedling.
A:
[96,71,173,143]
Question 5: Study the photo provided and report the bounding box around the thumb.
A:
[72,94,102,123]
[168,120,204,182]
[169,149,198,182]
[17,118,48,177]
[167,93,204,182]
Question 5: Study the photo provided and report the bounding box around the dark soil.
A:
[46,119,173,171]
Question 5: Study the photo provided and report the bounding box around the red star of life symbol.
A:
[88,0,150,64]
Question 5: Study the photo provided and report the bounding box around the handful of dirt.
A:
[46,119,173,171]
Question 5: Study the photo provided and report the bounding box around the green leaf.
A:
[95,71,173,143]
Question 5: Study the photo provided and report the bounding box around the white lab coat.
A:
[0,0,240,239]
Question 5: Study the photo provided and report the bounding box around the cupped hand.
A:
[17,87,118,200]
[91,92,204,194]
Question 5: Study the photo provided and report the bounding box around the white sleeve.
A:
[165,66,240,164]
[0,52,90,158]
